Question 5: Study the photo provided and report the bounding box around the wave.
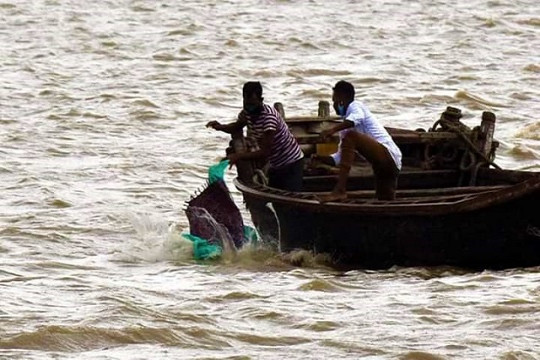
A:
[0,324,227,352]
[514,122,540,140]
[454,90,509,108]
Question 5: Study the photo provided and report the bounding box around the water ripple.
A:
[1,0,539,359]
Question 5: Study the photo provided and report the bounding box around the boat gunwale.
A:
[233,173,540,217]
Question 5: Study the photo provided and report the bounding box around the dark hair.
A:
[243,81,263,99]
[333,80,355,99]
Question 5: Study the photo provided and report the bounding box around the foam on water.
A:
[113,213,194,263]
[113,208,332,272]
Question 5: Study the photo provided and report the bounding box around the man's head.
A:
[242,81,264,116]
[332,80,355,116]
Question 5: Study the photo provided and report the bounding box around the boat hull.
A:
[238,175,540,270]
[275,194,540,269]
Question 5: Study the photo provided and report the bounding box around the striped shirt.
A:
[244,104,303,169]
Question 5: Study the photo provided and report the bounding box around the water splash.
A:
[113,213,194,263]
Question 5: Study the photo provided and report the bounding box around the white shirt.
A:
[330,100,402,170]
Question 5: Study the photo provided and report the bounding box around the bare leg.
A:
[317,132,357,203]
[375,173,398,200]
[316,163,350,203]
[317,131,398,203]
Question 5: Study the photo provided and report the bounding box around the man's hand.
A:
[206,121,222,130]
[320,128,335,141]
[227,153,241,168]
[237,110,249,122]
[309,153,336,168]
[309,153,321,167]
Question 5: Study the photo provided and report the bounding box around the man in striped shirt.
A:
[206,81,304,191]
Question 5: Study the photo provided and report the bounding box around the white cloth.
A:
[330,100,402,170]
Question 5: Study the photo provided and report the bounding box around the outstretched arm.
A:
[206,111,248,134]
[320,120,354,140]
[206,119,245,134]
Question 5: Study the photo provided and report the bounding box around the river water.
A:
[1,1,539,359]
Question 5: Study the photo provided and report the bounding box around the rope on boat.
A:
[431,117,501,170]
[252,169,269,186]
[432,116,503,186]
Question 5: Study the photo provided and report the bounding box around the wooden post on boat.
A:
[274,102,285,119]
[316,101,336,156]
[478,111,496,161]
[318,100,330,118]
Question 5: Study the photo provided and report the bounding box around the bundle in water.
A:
[183,160,254,259]
[185,178,244,249]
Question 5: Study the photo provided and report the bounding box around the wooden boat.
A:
[228,102,540,270]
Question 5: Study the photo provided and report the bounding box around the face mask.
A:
[244,104,261,115]
[337,104,346,116]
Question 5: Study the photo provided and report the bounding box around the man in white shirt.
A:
[316,80,402,201]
